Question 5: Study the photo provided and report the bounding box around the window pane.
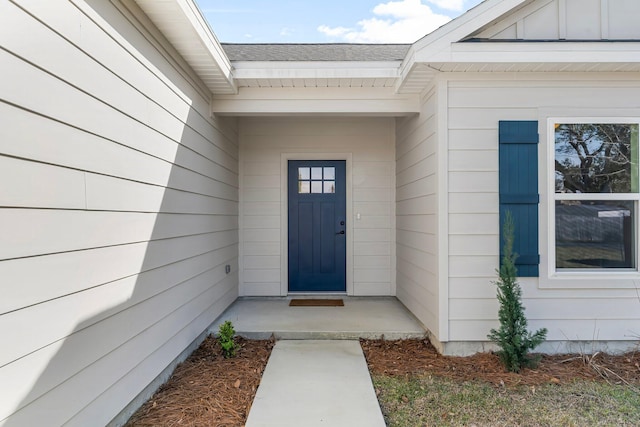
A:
[323,181,335,193]
[311,167,323,180]
[555,123,639,193]
[324,167,335,180]
[311,181,322,193]
[298,181,310,193]
[298,167,310,180]
[556,200,635,269]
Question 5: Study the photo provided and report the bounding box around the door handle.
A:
[336,230,345,235]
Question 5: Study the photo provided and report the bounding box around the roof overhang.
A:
[404,0,530,68]
[424,41,640,63]
[133,0,237,95]
[397,0,640,91]
[399,41,640,91]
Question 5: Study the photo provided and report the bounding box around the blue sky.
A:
[195,0,484,43]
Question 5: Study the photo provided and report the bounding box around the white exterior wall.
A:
[239,117,395,296]
[395,86,444,344]
[446,73,640,353]
[0,1,238,426]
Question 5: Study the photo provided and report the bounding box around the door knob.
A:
[336,230,345,235]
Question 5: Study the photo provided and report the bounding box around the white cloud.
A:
[318,0,452,43]
[317,25,351,37]
[280,27,295,36]
[427,0,465,11]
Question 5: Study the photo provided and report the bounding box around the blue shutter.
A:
[499,121,539,277]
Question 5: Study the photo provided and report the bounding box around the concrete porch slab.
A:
[210,297,426,340]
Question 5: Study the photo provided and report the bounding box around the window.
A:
[297,167,335,194]
[552,121,639,271]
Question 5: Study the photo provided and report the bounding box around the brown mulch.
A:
[126,336,274,427]
[127,336,639,426]
[361,338,640,388]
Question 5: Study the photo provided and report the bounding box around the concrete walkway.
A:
[245,340,386,427]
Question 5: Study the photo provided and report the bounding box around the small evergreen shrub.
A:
[218,320,238,358]
[488,212,547,372]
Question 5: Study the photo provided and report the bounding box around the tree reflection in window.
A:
[555,124,638,194]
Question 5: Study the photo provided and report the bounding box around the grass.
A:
[373,375,640,427]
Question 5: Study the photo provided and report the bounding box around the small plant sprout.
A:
[488,211,547,373]
[218,320,238,358]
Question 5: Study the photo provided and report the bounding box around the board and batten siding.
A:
[473,0,640,40]
[395,86,442,342]
[239,117,395,297]
[0,1,238,426]
[447,75,640,352]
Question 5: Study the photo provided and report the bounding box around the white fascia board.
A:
[232,61,402,80]
[434,42,640,63]
[176,0,232,74]
[211,87,420,116]
[134,0,237,94]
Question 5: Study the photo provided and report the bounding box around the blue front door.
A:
[288,160,346,292]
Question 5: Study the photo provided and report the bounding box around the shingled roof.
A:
[221,43,411,62]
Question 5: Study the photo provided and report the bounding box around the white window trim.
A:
[545,117,640,285]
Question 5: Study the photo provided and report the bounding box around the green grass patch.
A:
[373,375,640,427]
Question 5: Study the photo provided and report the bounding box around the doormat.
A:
[289,299,344,307]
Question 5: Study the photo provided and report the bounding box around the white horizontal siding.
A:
[0,209,236,260]
[239,117,395,296]
[395,87,441,337]
[0,2,238,426]
[446,77,640,345]
[1,231,238,314]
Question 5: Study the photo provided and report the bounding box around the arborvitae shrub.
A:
[488,212,547,373]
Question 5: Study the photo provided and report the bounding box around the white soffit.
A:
[231,61,403,89]
[133,0,237,95]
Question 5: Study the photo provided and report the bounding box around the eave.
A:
[399,41,640,92]
[133,0,237,95]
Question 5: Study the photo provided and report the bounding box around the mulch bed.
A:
[126,336,274,427]
[361,338,640,388]
[126,337,639,426]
